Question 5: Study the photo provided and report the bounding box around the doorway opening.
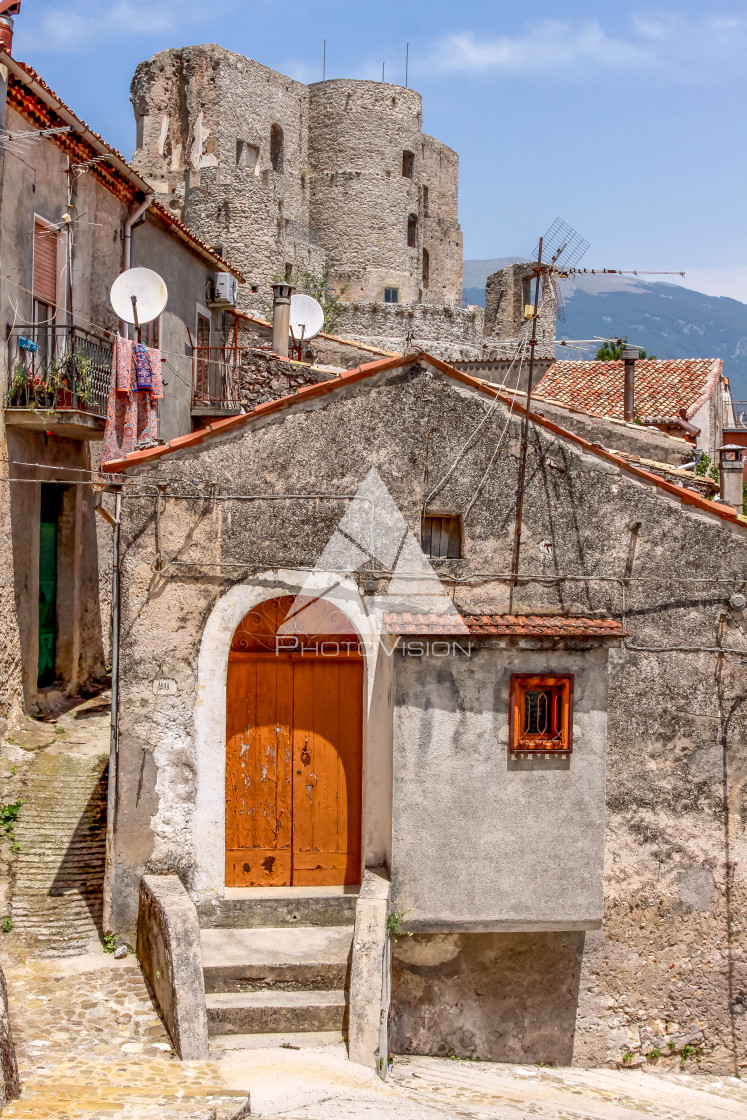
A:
[38,483,64,688]
[225,596,363,888]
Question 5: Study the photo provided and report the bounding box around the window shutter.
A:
[33,221,58,307]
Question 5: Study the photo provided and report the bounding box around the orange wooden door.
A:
[225,655,362,887]
[292,658,363,886]
[225,656,293,886]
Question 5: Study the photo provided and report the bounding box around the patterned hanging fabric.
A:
[101,336,163,473]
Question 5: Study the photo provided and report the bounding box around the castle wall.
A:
[131,49,465,342]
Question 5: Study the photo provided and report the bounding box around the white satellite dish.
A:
[110,267,168,327]
[289,293,324,341]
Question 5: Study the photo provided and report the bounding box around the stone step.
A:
[198,888,359,929]
[206,989,348,1036]
[210,1030,346,1051]
[201,925,353,992]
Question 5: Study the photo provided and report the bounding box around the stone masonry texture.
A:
[130,45,465,351]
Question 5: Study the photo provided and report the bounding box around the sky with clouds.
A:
[11,1,747,300]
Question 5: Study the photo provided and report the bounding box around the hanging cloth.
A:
[101,335,163,471]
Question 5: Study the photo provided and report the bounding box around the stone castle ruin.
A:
[130,45,495,360]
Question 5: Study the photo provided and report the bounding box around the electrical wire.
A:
[463,346,526,521]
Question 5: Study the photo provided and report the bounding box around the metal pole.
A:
[323,39,326,81]
[405,43,409,87]
[511,238,544,587]
[103,487,122,934]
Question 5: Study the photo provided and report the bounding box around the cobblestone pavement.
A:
[0,949,249,1118]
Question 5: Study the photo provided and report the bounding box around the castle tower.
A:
[130,46,463,315]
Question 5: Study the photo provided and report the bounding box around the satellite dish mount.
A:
[110,267,168,343]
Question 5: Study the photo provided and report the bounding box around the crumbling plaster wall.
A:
[113,362,747,1072]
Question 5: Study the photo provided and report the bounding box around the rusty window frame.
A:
[509,674,574,753]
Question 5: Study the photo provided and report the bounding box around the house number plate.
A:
[152,678,178,695]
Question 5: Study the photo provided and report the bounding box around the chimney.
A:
[271,282,293,358]
[621,346,638,423]
[717,445,745,512]
[0,2,21,53]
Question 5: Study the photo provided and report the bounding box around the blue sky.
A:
[12,1,747,299]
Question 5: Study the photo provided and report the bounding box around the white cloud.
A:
[13,1,205,53]
[425,13,747,78]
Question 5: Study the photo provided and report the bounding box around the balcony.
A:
[4,325,112,439]
[724,400,747,450]
[192,345,243,420]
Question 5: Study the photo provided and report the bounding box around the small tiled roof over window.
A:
[535,359,722,424]
[383,613,627,638]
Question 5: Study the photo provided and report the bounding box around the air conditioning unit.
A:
[209,272,238,308]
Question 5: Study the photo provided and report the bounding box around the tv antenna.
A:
[110,267,168,341]
[511,218,589,589]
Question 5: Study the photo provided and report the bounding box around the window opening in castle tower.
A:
[422,248,430,289]
[407,214,417,248]
[522,274,541,313]
[384,287,399,304]
[402,150,414,178]
[270,124,284,172]
[284,262,293,282]
[423,185,429,215]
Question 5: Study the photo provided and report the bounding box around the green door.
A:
[38,485,62,687]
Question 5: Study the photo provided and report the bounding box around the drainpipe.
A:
[271,282,293,358]
[97,488,122,934]
[621,346,638,423]
[122,194,153,338]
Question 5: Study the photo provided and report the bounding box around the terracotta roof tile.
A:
[536,359,722,423]
[383,613,628,638]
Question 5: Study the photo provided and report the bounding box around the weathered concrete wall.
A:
[390,931,585,1064]
[136,873,209,1059]
[112,361,747,1072]
[392,644,609,931]
[349,867,391,1076]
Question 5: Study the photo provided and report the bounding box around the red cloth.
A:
[101,336,163,469]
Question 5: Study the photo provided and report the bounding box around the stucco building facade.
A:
[102,353,747,1074]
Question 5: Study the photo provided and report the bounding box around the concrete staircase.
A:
[199,890,357,1050]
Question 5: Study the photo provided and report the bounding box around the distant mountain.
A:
[463,260,747,399]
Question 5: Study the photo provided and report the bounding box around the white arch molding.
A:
[191,570,383,899]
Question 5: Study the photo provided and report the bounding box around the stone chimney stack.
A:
[621,346,639,423]
[717,445,745,512]
[271,283,293,359]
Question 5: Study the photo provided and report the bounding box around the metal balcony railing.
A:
[5,325,112,419]
[192,346,242,409]
[725,401,747,430]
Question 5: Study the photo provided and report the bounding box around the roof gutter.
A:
[0,48,153,195]
[122,193,153,339]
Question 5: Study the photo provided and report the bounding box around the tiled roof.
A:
[536,359,722,424]
[99,350,746,528]
[384,613,628,638]
[1,50,244,280]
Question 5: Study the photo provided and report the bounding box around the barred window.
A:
[510,674,573,753]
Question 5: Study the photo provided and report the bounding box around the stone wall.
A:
[335,302,483,362]
[111,360,747,1073]
[484,262,557,358]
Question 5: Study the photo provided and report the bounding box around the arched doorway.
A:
[225,596,363,888]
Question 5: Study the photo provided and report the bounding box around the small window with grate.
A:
[510,674,573,753]
[421,514,462,559]
[384,287,399,304]
[402,150,414,178]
